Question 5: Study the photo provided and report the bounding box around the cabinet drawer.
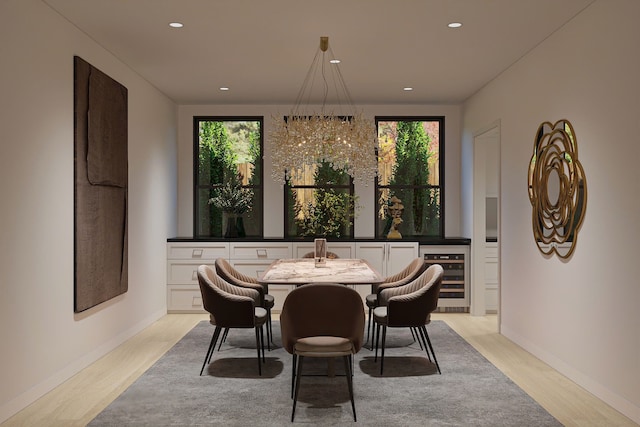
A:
[167,261,214,284]
[485,243,498,259]
[230,243,292,260]
[167,243,229,260]
[167,285,206,313]
[485,260,498,282]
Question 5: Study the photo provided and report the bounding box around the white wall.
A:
[177,104,463,239]
[462,0,640,422]
[0,1,177,421]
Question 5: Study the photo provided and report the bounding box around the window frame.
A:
[192,116,264,239]
[374,116,445,239]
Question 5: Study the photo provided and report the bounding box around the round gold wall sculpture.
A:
[528,120,587,259]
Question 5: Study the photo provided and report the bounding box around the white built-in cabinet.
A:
[167,241,295,313]
[166,240,417,313]
[166,242,229,313]
[228,242,293,312]
[355,241,419,277]
[354,241,419,302]
[484,241,498,312]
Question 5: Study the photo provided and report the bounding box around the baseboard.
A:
[501,324,640,425]
[0,307,166,424]
[434,306,470,313]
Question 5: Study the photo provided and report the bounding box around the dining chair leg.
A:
[268,310,275,348]
[207,326,223,364]
[261,324,267,362]
[374,322,381,362]
[411,327,423,350]
[201,326,222,376]
[420,325,441,374]
[217,328,229,351]
[343,355,357,422]
[365,306,373,348]
[292,355,305,422]
[265,310,272,351]
[416,326,430,360]
[291,354,297,399]
[254,326,262,376]
[380,325,387,375]
[415,326,431,361]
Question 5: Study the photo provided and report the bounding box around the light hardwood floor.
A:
[2,313,636,426]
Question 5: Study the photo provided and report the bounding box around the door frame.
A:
[470,122,501,325]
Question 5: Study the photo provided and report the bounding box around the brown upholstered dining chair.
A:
[373,264,444,375]
[302,251,340,259]
[280,284,365,422]
[196,264,267,376]
[215,258,275,349]
[364,257,426,347]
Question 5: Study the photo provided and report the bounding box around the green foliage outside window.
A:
[377,119,442,238]
[195,118,262,238]
[287,162,357,239]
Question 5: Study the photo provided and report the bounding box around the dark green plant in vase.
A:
[208,172,253,237]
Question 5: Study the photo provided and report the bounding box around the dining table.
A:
[258,257,382,375]
[257,258,383,286]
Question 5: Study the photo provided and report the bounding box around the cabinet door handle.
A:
[192,296,202,307]
[192,249,203,258]
[256,249,267,258]
[192,270,198,281]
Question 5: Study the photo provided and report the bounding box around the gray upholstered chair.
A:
[364,257,426,347]
[373,264,444,375]
[196,264,267,376]
[214,257,275,349]
[280,283,365,422]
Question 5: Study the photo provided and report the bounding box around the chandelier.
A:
[270,37,378,186]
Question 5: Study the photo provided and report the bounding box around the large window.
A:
[284,163,356,239]
[376,117,444,239]
[193,117,263,238]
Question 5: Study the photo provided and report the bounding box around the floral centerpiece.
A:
[208,172,253,237]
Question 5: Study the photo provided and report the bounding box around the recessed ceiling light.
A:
[448,22,462,28]
[403,87,414,91]
[219,87,230,91]
[169,22,183,28]
[330,59,341,64]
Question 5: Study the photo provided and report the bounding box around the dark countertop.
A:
[167,237,471,245]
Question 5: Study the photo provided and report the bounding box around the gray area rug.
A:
[89,320,561,426]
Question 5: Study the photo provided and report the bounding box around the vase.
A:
[235,216,246,238]
[224,215,239,238]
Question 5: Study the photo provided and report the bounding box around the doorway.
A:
[471,124,500,323]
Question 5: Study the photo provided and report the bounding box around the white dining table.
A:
[257,258,383,286]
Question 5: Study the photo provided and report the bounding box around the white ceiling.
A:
[43,0,594,105]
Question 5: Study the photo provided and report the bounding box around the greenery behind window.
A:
[194,117,263,238]
[285,162,356,239]
[376,117,443,238]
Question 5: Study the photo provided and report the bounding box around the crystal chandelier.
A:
[270,37,378,186]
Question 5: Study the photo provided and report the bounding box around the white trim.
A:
[0,308,166,423]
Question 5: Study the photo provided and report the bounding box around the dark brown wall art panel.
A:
[74,56,128,312]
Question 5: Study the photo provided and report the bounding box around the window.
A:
[376,117,444,239]
[284,163,356,239]
[193,117,263,238]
